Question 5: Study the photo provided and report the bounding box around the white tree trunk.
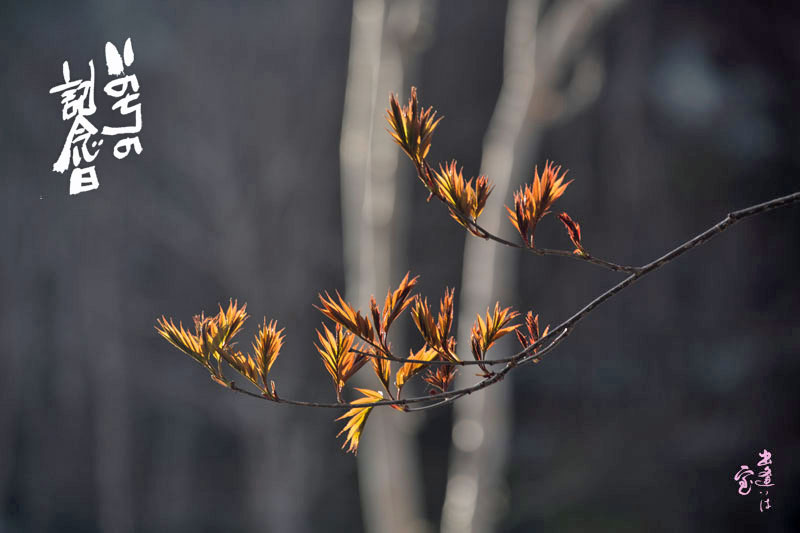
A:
[441,3,541,532]
[340,1,437,532]
[441,2,623,532]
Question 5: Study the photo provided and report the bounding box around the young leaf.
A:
[221,348,259,388]
[558,212,585,254]
[411,288,458,362]
[155,316,204,364]
[156,307,244,388]
[386,87,443,166]
[336,388,384,455]
[316,291,375,342]
[380,272,419,333]
[314,323,366,402]
[411,296,437,348]
[435,288,457,361]
[470,303,520,375]
[432,160,493,234]
[506,161,572,247]
[252,319,285,396]
[370,346,393,397]
[214,299,248,345]
[423,365,458,395]
[395,346,439,396]
[515,311,550,360]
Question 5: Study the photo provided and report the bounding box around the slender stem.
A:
[352,348,504,366]
[465,215,640,273]
[535,190,800,346]
[417,159,640,273]
[405,392,466,412]
[229,325,565,409]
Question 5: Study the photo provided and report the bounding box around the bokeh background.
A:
[2,0,799,532]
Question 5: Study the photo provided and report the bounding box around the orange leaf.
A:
[423,365,458,395]
[411,288,458,362]
[380,272,419,333]
[470,303,520,373]
[558,212,584,253]
[506,161,572,247]
[515,311,550,358]
[385,87,443,166]
[316,291,374,342]
[432,161,494,234]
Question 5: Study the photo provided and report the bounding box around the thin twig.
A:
[417,161,640,273]
[229,324,564,409]
[352,348,502,366]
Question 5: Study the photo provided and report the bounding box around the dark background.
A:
[2,1,798,532]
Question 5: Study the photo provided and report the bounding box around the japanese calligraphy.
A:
[734,449,774,512]
[50,38,142,195]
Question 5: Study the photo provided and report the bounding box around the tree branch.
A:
[417,161,640,273]
[220,190,799,408]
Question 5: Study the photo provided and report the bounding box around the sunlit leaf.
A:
[156,312,230,387]
[470,303,519,374]
[515,311,550,360]
[316,291,374,342]
[395,346,439,396]
[203,300,248,349]
[252,319,284,396]
[370,348,392,395]
[433,160,493,235]
[411,288,458,362]
[386,87,443,167]
[336,388,384,454]
[506,161,572,247]
[558,212,584,254]
[423,365,457,395]
[315,324,368,402]
[380,272,419,333]
[155,316,204,363]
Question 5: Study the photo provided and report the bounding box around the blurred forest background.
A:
[2,0,799,532]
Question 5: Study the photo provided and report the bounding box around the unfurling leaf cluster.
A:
[507,161,571,248]
[433,161,493,235]
[387,87,442,167]
[471,304,520,376]
[313,274,539,451]
[315,324,366,403]
[411,287,457,362]
[387,87,589,253]
[156,301,283,398]
[157,274,541,454]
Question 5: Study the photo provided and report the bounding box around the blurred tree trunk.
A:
[339,1,436,532]
[88,253,134,533]
[441,2,623,532]
[440,3,541,531]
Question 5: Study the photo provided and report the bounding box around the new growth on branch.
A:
[156,87,800,455]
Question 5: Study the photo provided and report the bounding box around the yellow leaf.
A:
[395,347,439,395]
[155,316,203,363]
[315,324,366,402]
[336,388,384,454]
